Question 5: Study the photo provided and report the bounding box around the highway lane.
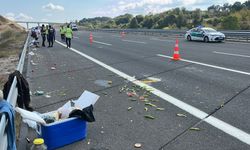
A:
[74,31,250,73]
[68,31,250,146]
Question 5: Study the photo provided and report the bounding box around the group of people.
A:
[40,24,56,47]
[30,24,73,48]
[59,24,73,48]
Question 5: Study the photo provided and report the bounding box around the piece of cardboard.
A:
[74,90,100,109]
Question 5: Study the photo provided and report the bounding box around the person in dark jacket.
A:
[47,25,54,47]
[3,70,33,111]
[40,24,46,47]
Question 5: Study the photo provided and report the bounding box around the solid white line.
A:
[93,40,112,46]
[122,39,146,44]
[150,38,173,42]
[55,40,250,145]
[157,54,250,76]
[226,41,250,45]
[213,51,250,58]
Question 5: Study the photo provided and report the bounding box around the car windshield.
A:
[203,28,217,33]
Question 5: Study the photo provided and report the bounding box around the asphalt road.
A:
[18,30,250,150]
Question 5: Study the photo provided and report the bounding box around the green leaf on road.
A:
[144,115,155,119]
[176,113,187,117]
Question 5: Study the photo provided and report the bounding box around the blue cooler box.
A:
[37,116,87,150]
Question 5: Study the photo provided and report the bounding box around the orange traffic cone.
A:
[172,38,181,60]
[89,32,93,44]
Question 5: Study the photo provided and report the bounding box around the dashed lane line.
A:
[122,39,146,44]
[213,51,250,58]
[93,40,112,46]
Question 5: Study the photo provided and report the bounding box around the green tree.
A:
[114,14,133,25]
[142,16,154,29]
[135,15,144,24]
[129,17,139,28]
[222,16,240,29]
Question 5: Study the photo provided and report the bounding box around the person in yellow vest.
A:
[59,26,65,41]
[65,24,73,48]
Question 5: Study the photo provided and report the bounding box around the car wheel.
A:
[204,36,209,43]
[187,35,192,41]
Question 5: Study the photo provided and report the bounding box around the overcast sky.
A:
[1,0,247,23]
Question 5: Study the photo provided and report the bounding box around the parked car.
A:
[185,27,225,42]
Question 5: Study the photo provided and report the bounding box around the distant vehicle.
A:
[185,27,225,42]
[70,23,78,31]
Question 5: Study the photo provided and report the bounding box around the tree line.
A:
[79,0,250,30]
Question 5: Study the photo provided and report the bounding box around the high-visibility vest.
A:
[65,28,73,38]
[60,27,64,34]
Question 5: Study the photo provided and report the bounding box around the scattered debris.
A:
[101,131,104,134]
[44,94,51,98]
[144,107,148,111]
[127,92,135,97]
[144,115,155,119]
[176,113,187,117]
[28,52,35,56]
[26,137,30,143]
[34,91,44,96]
[139,96,145,100]
[156,108,165,111]
[145,103,157,107]
[189,127,201,131]
[127,107,133,111]
[102,92,108,96]
[87,139,91,145]
[108,81,112,84]
[129,98,137,101]
[134,143,142,148]
[51,67,56,70]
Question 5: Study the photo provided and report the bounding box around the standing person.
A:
[48,25,55,47]
[59,26,65,41]
[40,24,46,47]
[65,24,73,48]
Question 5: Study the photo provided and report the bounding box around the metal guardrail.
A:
[87,29,250,42]
[0,31,30,150]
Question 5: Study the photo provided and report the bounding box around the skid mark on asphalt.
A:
[56,40,250,145]
[157,54,250,76]
[213,51,250,58]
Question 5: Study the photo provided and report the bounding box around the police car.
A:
[185,27,225,42]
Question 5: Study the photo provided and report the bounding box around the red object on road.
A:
[172,38,181,61]
[89,32,93,44]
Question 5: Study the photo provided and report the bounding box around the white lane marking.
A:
[213,51,250,58]
[157,54,250,76]
[93,40,112,46]
[55,40,250,145]
[150,38,173,42]
[226,41,250,45]
[73,36,79,39]
[122,39,146,44]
